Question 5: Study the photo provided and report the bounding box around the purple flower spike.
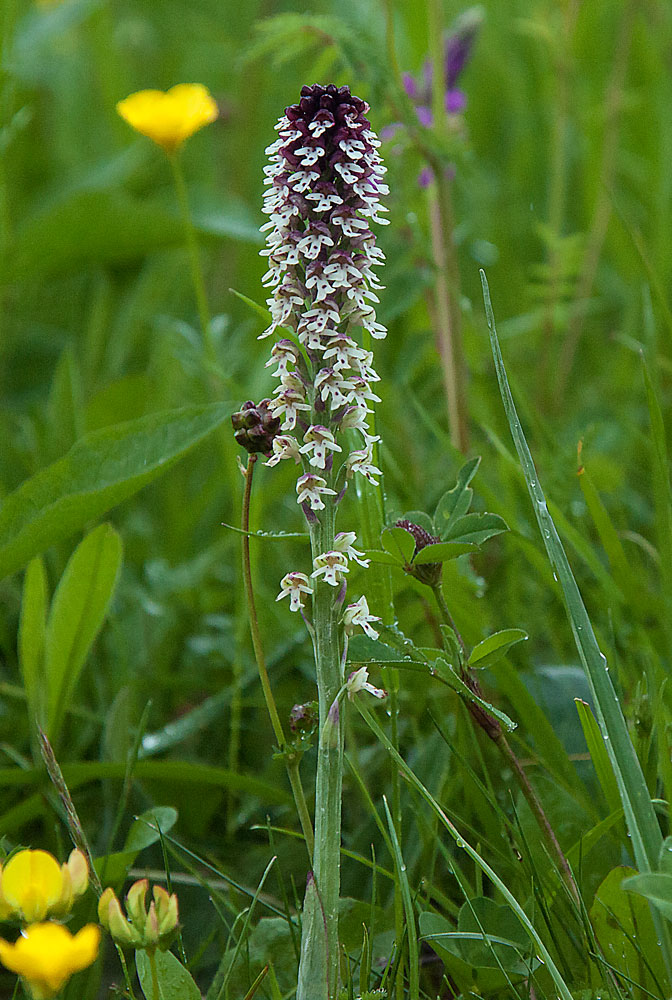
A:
[260,84,388,346]
[445,89,467,114]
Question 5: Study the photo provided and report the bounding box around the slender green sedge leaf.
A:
[433,658,516,732]
[577,461,633,593]
[354,472,394,624]
[356,703,574,1000]
[468,629,527,670]
[0,403,231,580]
[296,873,329,1000]
[642,355,672,655]
[45,524,122,742]
[567,807,624,868]
[481,269,672,978]
[18,557,48,729]
[229,287,272,321]
[575,699,621,815]
[213,856,277,1000]
[383,797,419,1000]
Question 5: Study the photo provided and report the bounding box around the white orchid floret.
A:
[345,443,382,485]
[277,572,313,612]
[265,339,300,377]
[345,375,381,407]
[334,531,370,568]
[343,596,381,639]
[346,666,387,701]
[339,404,373,437]
[296,473,337,511]
[299,425,342,470]
[311,550,350,587]
[269,389,311,431]
[315,368,355,408]
[265,435,301,467]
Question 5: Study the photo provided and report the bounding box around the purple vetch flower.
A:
[404,7,481,125]
[383,8,482,186]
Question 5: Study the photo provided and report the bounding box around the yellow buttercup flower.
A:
[0,848,89,923]
[0,922,100,999]
[116,84,218,154]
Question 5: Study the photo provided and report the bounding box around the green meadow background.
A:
[1,0,672,996]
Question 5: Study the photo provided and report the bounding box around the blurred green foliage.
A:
[2,0,672,996]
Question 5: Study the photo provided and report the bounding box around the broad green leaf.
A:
[0,403,230,580]
[45,524,123,741]
[413,541,477,564]
[420,899,539,995]
[433,457,481,529]
[347,635,404,663]
[590,867,669,996]
[136,949,201,1000]
[442,512,509,547]
[18,556,48,728]
[8,190,184,281]
[125,806,178,852]
[481,270,672,977]
[623,872,672,922]
[363,549,403,566]
[380,525,416,564]
[468,629,527,670]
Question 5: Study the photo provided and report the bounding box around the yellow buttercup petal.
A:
[1,851,63,923]
[116,83,218,153]
[0,922,100,999]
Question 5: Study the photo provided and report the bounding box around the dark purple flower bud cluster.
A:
[395,518,443,586]
[231,399,281,456]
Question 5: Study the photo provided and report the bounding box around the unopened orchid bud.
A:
[232,399,281,456]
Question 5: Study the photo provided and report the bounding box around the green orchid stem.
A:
[304,501,343,1000]
[148,950,160,1000]
[241,455,314,861]
[168,153,216,372]
[430,583,581,909]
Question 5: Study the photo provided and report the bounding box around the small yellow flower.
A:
[0,921,100,1000]
[0,848,89,923]
[116,84,218,154]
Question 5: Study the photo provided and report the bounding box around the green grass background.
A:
[1,0,672,997]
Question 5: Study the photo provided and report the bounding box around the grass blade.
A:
[480,269,672,982]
